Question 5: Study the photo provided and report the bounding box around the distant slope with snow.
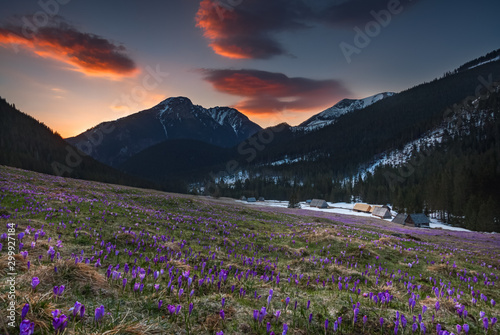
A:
[296,92,395,132]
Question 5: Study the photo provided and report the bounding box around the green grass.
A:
[0,165,499,334]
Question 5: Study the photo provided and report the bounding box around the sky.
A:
[0,0,499,138]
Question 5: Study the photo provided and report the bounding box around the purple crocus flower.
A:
[309,313,313,324]
[53,285,65,297]
[420,322,426,334]
[71,301,83,317]
[401,314,407,329]
[491,299,496,307]
[158,300,163,309]
[483,317,489,330]
[285,297,290,308]
[380,317,384,327]
[435,301,440,312]
[463,324,469,334]
[491,317,497,326]
[259,307,267,323]
[189,302,193,316]
[436,324,441,333]
[31,277,40,290]
[21,303,29,320]
[95,305,105,322]
[220,309,225,321]
[282,323,288,335]
[363,315,368,326]
[52,313,68,333]
[221,297,225,307]
[412,323,418,333]
[19,319,35,335]
[456,324,462,333]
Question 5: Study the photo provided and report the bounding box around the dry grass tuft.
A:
[0,253,28,275]
[202,306,235,332]
[168,259,191,272]
[27,240,51,260]
[93,322,164,335]
[115,232,136,244]
[281,245,307,257]
[162,241,181,253]
[23,259,110,295]
[427,263,450,275]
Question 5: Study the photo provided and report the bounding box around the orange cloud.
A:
[195,0,420,59]
[201,68,351,116]
[195,0,307,59]
[0,23,138,79]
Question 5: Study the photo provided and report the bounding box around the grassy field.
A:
[0,165,498,334]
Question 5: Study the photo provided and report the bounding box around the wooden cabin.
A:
[392,213,430,228]
[372,206,392,219]
[310,199,328,208]
[353,203,372,213]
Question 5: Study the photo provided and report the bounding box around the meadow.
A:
[0,165,498,335]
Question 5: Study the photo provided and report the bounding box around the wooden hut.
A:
[353,203,372,213]
[372,206,392,219]
[408,214,430,228]
[392,213,430,228]
[310,199,328,208]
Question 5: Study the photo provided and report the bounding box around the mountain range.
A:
[66,97,261,167]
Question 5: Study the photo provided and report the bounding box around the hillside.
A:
[120,138,236,191]
[0,97,152,189]
[350,86,500,232]
[0,165,499,334]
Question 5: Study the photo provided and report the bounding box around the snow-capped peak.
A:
[296,92,395,132]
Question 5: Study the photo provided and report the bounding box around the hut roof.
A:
[392,213,407,225]
[353,203,372,213]
[372,207,392,219]
[310,199,328,208]
[410,214,430,225]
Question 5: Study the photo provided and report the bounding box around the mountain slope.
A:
[66,97,261,167]
[242,58,500,174]
[120,139,235,182]
[0,97,151,188]
[296,92,395,131]
[353,87,500,232]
